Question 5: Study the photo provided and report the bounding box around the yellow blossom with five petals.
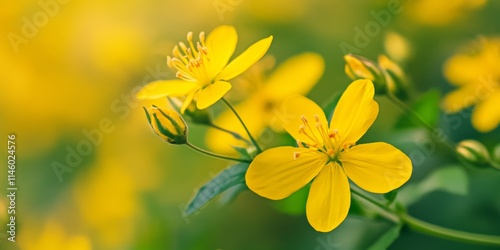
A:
[136,25,273,112]
[245,80,412,232]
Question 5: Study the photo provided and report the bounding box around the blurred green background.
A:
[1,0,500,249]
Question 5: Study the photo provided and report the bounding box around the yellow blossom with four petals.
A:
[442,37,500,132]
[136,25,273,112]
[245,80,412,232]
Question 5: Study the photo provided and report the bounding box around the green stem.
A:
[399,213,500,246]
[208,122,251,145]
[386,93,500,170]
[352,187,500,246]
[350,188,400,223]
[186,141,250,163]
[386,93,457,154]
[221,98,263,153]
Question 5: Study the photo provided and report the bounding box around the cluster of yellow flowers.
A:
[136,25,499,232]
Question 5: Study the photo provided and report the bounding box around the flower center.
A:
[167,31,211,85]
[293,114,353,162]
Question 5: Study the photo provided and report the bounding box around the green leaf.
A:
[367,224,402,250]
[315,217,401,250]
[397,165,469,206]
[322,92,341,123]
[231,145,253,160]
[383,189,398,205]
[184,163,249,216]
[218,183,248,205]
[395,89,441,129]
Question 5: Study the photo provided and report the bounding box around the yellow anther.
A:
[187,31,193,42]
[314,114,320,122]
[293,152,301,159]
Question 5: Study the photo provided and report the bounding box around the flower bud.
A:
[344,54,387,94]
[144,105,188,144]
[456,140,490,168]
[378,55,409,100]
[168,97,212,125]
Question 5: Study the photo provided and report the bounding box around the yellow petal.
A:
[330,79,379,146]
[136,80,199,100]
[217,36,273,81]
[340,142,412,193]
[205,25,237,77]
[441,84,480,113]
[205,96,267,154]
[246,147,327,200]
[444,54,489,86]
[196,81,231,109]
[279,95,328,145]
[306,162,350,232]
[263,52,324,100]
[180,90,197,114]
[471,90,500,132]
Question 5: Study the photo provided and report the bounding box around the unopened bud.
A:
[378,55,409,100]
[144,105,188,144]
[344,54,410,99]
[456,140,490,168]
[344,54,387,94]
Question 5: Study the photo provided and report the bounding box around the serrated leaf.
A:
[397,165,469,206]
[184,163,249,216]
[395,89,441,129]
[322,92,342,123]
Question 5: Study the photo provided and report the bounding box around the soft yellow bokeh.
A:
[442,37,500,132]
[406,0,487,26]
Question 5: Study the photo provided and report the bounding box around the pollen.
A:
[167,31,212,85]
[293,152,301,159]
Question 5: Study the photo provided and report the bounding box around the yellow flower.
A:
[136,25,273,113]
[442,37,500,132]
[205,52,324,153]
[246,80,412,232]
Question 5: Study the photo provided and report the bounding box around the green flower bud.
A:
[144,105,188,144]
[344,54,387,95]
[378,55,409,100]
[456,140,490,168]
[344,54,409,99]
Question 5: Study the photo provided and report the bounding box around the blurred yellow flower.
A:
[205,52,324,153]
[442,37,500,132]
[246,80,412,232]
[137,25,273,112]
[406,0,486,26]
[19,220,91,250]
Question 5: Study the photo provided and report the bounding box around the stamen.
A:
[300,115,308,124]
[293,152,301,159]
[296,140,303,148]
[187,31,193,42]
[166,56,173,67]
[314,114,320,123]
